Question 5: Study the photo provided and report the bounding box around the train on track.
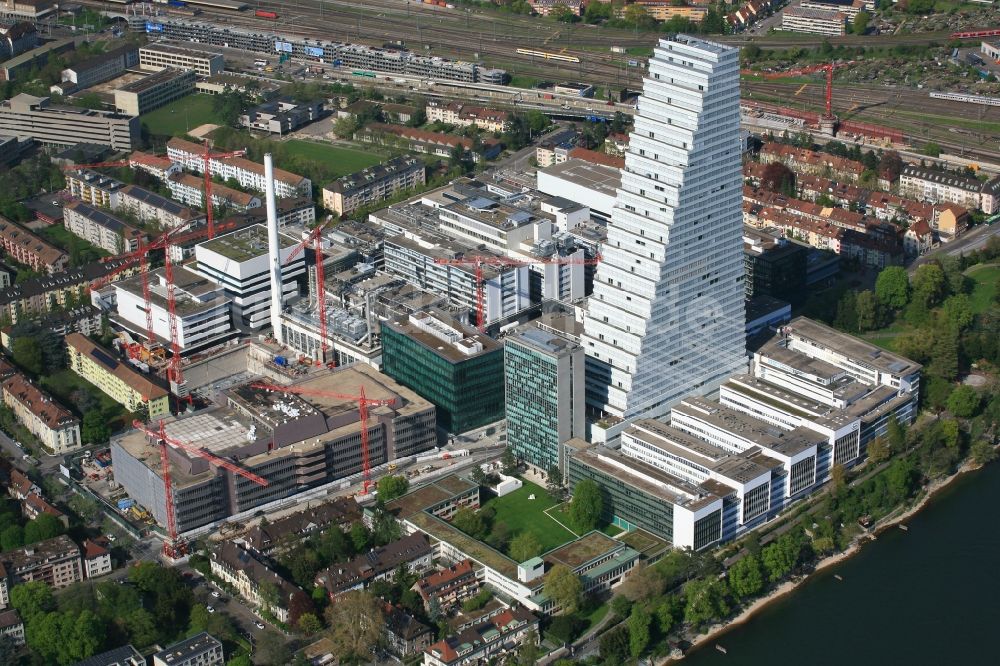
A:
[929,91,1000,107]
[152,0,248,11]
[516,48,581,64]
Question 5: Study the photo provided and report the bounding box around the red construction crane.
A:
[433,254,602,332]
[197,140,247,239]
[132,419,269,557]
[741,61,854,118]
[249,382,394,494]
[284,219,337,366]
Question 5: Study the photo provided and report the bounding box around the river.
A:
[682,462,1000,666]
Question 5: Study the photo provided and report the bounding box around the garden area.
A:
[282,140,382,177]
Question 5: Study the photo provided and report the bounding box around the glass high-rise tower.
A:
[583,35,746,422]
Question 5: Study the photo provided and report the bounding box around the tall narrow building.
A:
[582,35,746,424]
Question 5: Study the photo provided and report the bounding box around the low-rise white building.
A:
[781,7,846,36]
[167,172,261,212]
[82,539,112,578]
[167,137,311,198]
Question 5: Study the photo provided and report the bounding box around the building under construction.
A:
[109,364,436,534]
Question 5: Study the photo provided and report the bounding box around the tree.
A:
[610,594,633,618]
[544,564,583,614]
[509,531,543,562]
[24,513,64,545]
[867,436,891,464]
[518,629,540,665]
[761,540,796,583]
[10,581,54,620]
[922,142,942,157]
[0,524,23,551]
[618,561,666,603]
[82,410,111,445]
[727,555,765,600]
[878,150,904,183]
[912,263,947,307]
[927,328,960,381]
[683,577,729,628]
[471,465,488,487]
[568,479,603,532]
[874,266,909,309]
[830,463,847,496]
[599,625,630,665]
[325,590,383,663]
[349,522,370,552]
[500,448,518,474]
[11,336,43,375]
[546,465,565,499]
[550,3,578,22]
[628,604,652,658]
[226,656,253,666]
[376,475,409,501]
[855,290,880,332]
[852,10,870,34]
[942,294,974,331]
[970,440,997,466]
[887,413,907,452]
[833,291,858,332]
[760,162,795,193]
[452,507,486,539]
[947,385,982,418]
[257,630,292,665]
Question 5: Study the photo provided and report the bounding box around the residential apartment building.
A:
[239,98,323,135]
[759,142,865,184]
[72,645,145,666]
[0,566,7,609]
[139,44,224,78]
[0,258,136,325]
[0,609,24,647]
[616,1,707,22]
[66,169,125,208]
[167,172,261,212]
[81,539,112,578]
[781,7,846,36]
[0,94,139,151]
[385,605,434,658]
[0,218,68,274]
[505,325,585,474]
[1,374,80,453]
[64,201,145,254]
[65,332,171,420]
[1,535,83,589]
[210,543,309,624]
[381,311,504,433]
[61,44,139,89]
[426,101,510,132]
[243,497,361,555]
[315,533,433,599]
[0,0,58,21]
[167,137,311,198]
[322,156,426,216]
[800,0,867,19]
[412,560,479,612]
[423,608,539,666]
[114,69,196,116]
[357,124,500,164]
[582,36,747,428]
[151,632,224,666]
[933,203,969,239]
[117,184,205,229]
[130,150,181,181]
[898,165,984,211]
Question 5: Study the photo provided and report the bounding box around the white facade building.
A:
[194,224,305,329]
[582,36,747,424]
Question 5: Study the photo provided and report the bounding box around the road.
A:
[909,222,1000,274]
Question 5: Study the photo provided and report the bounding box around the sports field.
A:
[282,140,382,177]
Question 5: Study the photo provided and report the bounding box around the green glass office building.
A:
[504,326,584,474]
[381,311,504,433]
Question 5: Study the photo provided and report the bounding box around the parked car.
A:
[254,621,265,630]
[211,590,220,598]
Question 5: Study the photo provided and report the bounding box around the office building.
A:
[381,310,504,433]
[167,172,261,212]
[536,158,620,222]
[0,22,37,60]
[148,18,503,83]
[61,44,139,89]
[167,137,311,198]
[151,632,224,666]
[1,374,80,454]
[65,333,171,420]
[116,184,205,229]
[743,226,807,303]
[0,37,72,81]
[504,325,584,474]
[582,36,747,427]
[64,201,145,254]
[1,535,83,589]
[210,542,310,624]
[0,218,68,274]
[139,44,224,78]
[322,156,426,216]
[112,267,234,358]
[780,7,846,36]
[71,645,145,666]
[114,68,196,116]
[110,366,436,533]
[193,224,305,329]
[239,98,324,135]
[0,94,139,150]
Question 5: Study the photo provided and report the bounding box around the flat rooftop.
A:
[539,159,621,199]
[507,325,579,358]
[442,197,548,232]
[198,224,298,263]
[141,43,223,59]
[384,310,500,364]
[117,68,193,94]
[543,531,619,570]
[673,396,824,457]
[784,317,921,378]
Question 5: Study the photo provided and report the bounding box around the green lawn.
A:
[482,481,577,554]
[966,264,999,315]
[140,95,227,137]
[282,140,382,177]
[580,602,610,633]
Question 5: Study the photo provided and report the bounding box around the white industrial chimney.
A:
[264,153,284,344]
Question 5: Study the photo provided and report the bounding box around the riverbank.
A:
[661,456,987,663]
